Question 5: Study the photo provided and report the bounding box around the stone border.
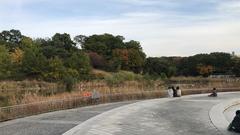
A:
[209,98,240,135]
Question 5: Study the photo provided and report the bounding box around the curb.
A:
[209,98,240,135]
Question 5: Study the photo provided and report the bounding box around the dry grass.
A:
[1,87,240,122]
[1,77,240,107]
[0,77,240,121]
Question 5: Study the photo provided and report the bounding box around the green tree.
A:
[125,40,142,50]
[52,33,76,51]
[0,46,12,79]
[0,29,22,44]
[82,34,125,57]
[65,52,91,80]
[21,46,48,78]
[0,29,23,51]
[232,57,240,77]
[43,57,65,81]
[144,57,176,78]
[128,49,145,73]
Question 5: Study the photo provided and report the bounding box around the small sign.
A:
[83,92,92,98]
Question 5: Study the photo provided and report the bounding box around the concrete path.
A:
[0,101,137,135]
[0,92,239,135]
[64,92,240,135]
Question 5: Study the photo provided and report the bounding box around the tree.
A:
[39,33,77,59]
[128,49,145,73]
[0,29,22,44]
[0,29,23,51]
[21,46,48,78]
[88,52,106,69]
[20,37,34,49]
[52,33,76,51]
[144,57,176,78]
[0,46,12,79]
[65,52,91,80]
[10,48,24,64]
[232,57,240,77]
[112,49,129,70]
[197,64,214,77]
[43,57,66,81]
[74,35,87,46]
[82,34,125,57]
[125,40,142,50]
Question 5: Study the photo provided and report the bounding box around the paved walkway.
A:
[0,101,137,135]
[224,104,240,122]
[64,92,240,135]
[0,92,239,135]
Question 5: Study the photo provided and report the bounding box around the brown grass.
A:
[0,77,240,121]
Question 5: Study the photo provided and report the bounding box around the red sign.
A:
[83,92,92,98]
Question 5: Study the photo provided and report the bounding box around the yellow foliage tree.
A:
[197,64,214,77]
[10,48,24,64]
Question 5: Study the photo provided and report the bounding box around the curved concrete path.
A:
[0,92,239,135]
[224,104,240,122]
[64,92,240,135]
[0,101,137,135]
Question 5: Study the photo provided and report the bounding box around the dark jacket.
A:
[228,111,240,133]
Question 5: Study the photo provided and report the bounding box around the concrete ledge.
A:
[209,98,240,135]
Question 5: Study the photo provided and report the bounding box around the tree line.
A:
[0,29,239,86]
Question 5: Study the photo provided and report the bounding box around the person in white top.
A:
[176,86,182,97]
[167,86,173,98]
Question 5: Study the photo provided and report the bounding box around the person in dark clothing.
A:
[228,110,240,133]
[172,86,177,97]
[208,88,217,97]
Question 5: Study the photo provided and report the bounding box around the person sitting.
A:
[167,86,173,98]
[208,88,217,97]
[228,110,240,133]
[172,86,177,97]
[176,86,182,97]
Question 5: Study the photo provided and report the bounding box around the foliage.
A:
[21,45,48,78]
[10,48,24,64]
[144,57,176,78]
[104,71,143,86]
[232,57,240,77]
[43,57,65,81]
[0,29,239,90]
[65,52,91,80]
[80,34,146,72]
[0,46,12,79]
[197,64,214,77]
[88,52,106,69]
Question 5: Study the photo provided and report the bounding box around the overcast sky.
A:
[0,0,240,56]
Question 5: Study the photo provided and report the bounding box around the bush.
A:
[63,76,76,92]
[104,71,143,86]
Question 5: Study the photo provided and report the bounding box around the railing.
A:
[0,88,240,122]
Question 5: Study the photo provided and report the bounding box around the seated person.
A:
[167,86,173,98]
[208,88,217,97]
[172,86,177,97]
[228,110,240,133]
[176,86,182,97]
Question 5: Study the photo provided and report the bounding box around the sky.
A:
[0,0,240,57]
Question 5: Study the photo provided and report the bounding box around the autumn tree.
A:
[197,64,214,77]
